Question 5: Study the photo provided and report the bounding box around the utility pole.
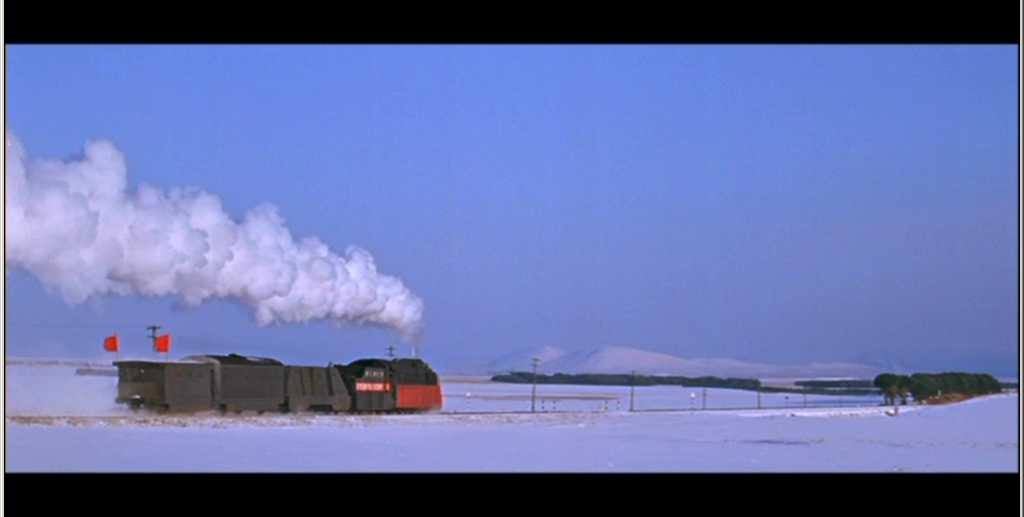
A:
[803,393,807,408]
[702,388,707,410]
[147,325,161,359]
[386,345,395,358]
[629,370,636,412]
[530,357,540,413]
[756,390,762,409]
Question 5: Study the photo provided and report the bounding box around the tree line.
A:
[873,372,1003,405]
[794,379,875,389]
[757,385,880,396]
[491,372,762,390]
[492,371,1007,401]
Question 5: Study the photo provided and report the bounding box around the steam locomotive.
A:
[114,354,443,414]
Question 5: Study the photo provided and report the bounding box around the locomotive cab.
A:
[335,357,443,413]
[337,359,396,412]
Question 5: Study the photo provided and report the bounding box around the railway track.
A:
[5,404,889,427]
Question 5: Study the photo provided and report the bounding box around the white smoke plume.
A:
[4,131,424,339]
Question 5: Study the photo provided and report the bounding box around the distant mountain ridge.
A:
[485,345,882,380]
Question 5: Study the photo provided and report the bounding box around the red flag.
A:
[154,334,171,353]
[103,334,120,352]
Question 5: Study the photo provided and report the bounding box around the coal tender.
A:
[114,354,442,414]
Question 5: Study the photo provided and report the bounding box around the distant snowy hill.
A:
[544,346,689,375]
[484,345,881,379]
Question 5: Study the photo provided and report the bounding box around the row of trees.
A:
[491,372,762,390]
[493,371,1005,401]
[873,372,1002,405]
[794,379,875,389]
[758,385,880,396]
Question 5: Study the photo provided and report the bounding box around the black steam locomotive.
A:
[114,354,443,414]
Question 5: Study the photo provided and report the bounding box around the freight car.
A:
[114,354,442,414]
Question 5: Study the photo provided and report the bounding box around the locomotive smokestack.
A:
[4,131,424,339]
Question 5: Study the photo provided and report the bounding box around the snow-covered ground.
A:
[4,364,1019,472]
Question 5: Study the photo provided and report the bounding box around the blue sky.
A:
[4,45,1018,375]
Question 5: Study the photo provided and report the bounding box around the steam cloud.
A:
[4,131,424,338]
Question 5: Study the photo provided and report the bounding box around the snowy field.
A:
[4,364,1019,472]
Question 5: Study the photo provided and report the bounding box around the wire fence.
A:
[443,385,887,414]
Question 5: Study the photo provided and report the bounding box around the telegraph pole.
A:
[386,345,396,358]
[530,357,540,413]
[147,325,161,360]
[629,370,636,412]
[702,388,707,410]
[756,390,762,409]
